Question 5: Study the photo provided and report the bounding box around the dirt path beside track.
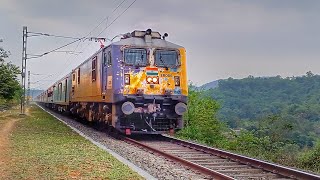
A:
[0,117,18,178]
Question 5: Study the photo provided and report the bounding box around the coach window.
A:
[103,52,107,66]
[72,73,75,81]
[77,68,80,84]
[107,51,112,66]
[92,56,97,82]
[59,83,62,100]
[104,51,112,66]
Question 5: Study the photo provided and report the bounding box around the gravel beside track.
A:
[37,104,209,180]
[134,138,287,180]
[130,135,320,180]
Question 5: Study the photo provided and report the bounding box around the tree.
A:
[0,46,21,101]
[0,46,9,62]
[210,74,320,148]
[178,85,225,145]
[306,71,314,77]
[298,141,320,172]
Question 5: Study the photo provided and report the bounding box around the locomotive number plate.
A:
[160,74,172,77]
[107,76,112,89]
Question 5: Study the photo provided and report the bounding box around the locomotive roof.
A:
[71,30,184,70]
[41,30,184,94]
[111,37,183,49]
[111,29,184,49]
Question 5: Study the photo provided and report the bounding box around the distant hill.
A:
[200,80,219,90]
[208,72,320,147]
[29,89,43,100]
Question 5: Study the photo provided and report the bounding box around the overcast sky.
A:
[1,0,320,89]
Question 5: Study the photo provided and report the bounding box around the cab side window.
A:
[92,56,97,82]
[77,68,80,84]
[104,51,112,66]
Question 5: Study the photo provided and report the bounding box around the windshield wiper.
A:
[135,60,141,68]
[135,54,144,67]
[159,56,169,70]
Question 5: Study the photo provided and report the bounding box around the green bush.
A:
[298,141,320,173]
[0,46,21,109]
[177,85,225,145]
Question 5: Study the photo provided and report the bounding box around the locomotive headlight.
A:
[122,101,135,115]
[124,74,130,85]
[147,76,159,84]
[175,102,187,115]
[174,76,180,86]
[152,77,158,83]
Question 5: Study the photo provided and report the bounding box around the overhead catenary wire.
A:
[67,0,128,56]
[27,38,85,60]
[31,73,51,76]
[31,79,56,84]
[35,0,137,90]
[32,82,52,89]
[54,50,82,54]
[97,0,137,37]
[33,40,84,90]
[84,0,127,38]
[52,0,128,75]
[66,0,136,67]
[26,0,123,90]
[30,0,124,66]
[33,74,55,83]
[32,74,58,89]
[54,0,133,77]
[27,32,82,40]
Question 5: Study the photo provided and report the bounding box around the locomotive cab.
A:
[112,29,188,134]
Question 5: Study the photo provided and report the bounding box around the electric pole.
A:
[20,26,27,115]
[17,27,107,114]
[27,71,30,105]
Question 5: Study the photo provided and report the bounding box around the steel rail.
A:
[123,136,235,180]
[37,103,319,179]
[163,135,320,180]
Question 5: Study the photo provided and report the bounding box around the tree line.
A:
[177,80,320,173]
[0,46,21,110]
[210,73,320,148]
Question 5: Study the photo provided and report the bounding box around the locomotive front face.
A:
[122,47,187,97]
[113,34,188,134]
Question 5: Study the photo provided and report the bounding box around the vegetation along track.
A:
[123,135,320,180]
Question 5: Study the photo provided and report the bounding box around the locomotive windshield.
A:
[124,48,147,66]
[155,50,178,68]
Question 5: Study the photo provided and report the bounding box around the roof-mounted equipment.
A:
[131,29,161,39]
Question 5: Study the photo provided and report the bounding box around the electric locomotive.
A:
[36,29,188,135]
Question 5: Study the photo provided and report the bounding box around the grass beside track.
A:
[5,105,142,179]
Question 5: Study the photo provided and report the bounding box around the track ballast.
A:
[123,135,320,180]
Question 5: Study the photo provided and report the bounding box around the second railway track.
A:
[123,135,320,180]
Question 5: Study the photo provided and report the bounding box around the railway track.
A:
[38,104,319,179]
[123,135,320,180]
